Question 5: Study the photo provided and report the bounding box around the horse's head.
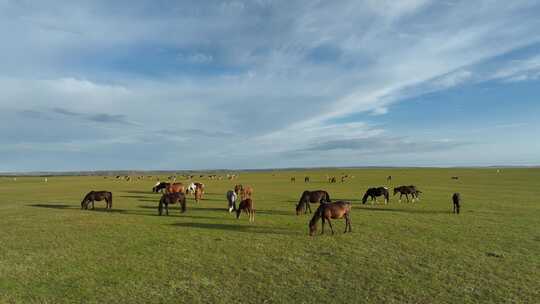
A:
[295,203,304,216]
[308,220,318,236]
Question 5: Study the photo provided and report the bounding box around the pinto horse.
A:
[81,191,112,210]
[226,190,237,213]
[236,198,255,222]
[158,192,186,215]
[393,185,421,202]
[152,182,170,193]
[309,201,352,236]
[362,187,389,204]
[296,190,331,215]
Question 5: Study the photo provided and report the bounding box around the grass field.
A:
[1,168,539,303]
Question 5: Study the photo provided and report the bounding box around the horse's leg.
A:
[321,217,325,235]
[91,200,95,210]
[327,218,334,235]
[344,214,349,233]
[399,193,402,203]
[306,202,312,214]
[166,203,169,216]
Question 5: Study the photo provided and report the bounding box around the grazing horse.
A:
[81,191,112,210]
[166,183,184,194]
[226,190,237,213]
[158,192,186,215]
[296,190,331,215]
[236,198,255,222]
[304,176,310,183]
[451,176,459,180]
[329,176,336,183]
[291,177,296,183]
[362,187,389,204]
[452,193,461,214]
[153,182,170,193]
[387,175,392,182]
[241,186,253,201]
[393,185,421,202]
[309,201,352,236]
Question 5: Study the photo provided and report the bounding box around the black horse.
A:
[362,187,389,204]
[152,182,170,193]
[296,190,331,215]
[452,193,461,214]
[81,191,112,210]
[158,192,186,216]
[393,185,421,202]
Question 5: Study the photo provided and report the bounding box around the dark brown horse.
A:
[81,191,112,210]
[304,176,310,183]
[362,187,389,204]
[309,201,352,236]
[158,192,186,215]
[296,190,331,215]
[236,198,255,222]
[452,193,461,214]
[393,185,421,202]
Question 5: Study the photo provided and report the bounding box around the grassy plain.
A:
[1,168,539,303]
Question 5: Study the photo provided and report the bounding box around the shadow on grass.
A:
[120,195,152,199]
[124,190,154,194]
[28,203,76,209]
[170,222,295,235]
[28,203,157,216]
[357,206,449,215]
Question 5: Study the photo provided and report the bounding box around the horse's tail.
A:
[361,192,369,204]
[108,192,112,208]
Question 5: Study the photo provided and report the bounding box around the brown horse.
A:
[166,183,184,194]
[234,184,243,196]
[241,186,253,201]
[194,187,203,203]
[309,201,352,236]
[236,198,255,222]
[296,190,331,215]
[159,192,186,215]
[81,191,112,210]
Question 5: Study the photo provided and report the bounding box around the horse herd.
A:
[79,179,462,236]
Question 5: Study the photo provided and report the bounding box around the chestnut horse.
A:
[166,183,185,194]
[296,190,331,215]
[194,187,203,203]
[240,186,253,201]
[158,192,186,215]
[309,201,352,236]
[236,198,255,222]
[81,191,112,210]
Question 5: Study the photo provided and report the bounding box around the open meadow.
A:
[1,168,539,303]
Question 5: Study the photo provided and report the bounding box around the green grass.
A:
[1,168,539,303]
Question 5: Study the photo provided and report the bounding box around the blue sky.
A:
[1,0,539,171]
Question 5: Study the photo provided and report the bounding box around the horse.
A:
[309,201,352,236]
[241,186,253,201]
[234,184,243,196]
[236,198,255,222]
[393,185,421,202]
[451,176,459,180]
[452,193,461,214]
[152,182,170,193]
[158,192,186,215]
[291,177,296,183]
[166,183,184,194]
[362,187,389,204]
[194,186,203,203]
[387,175,392,182]
[304,176,310,183]
[296,190,331,215]
[81,191,112,210]
[226,190,237,213]
[329,176,336,183]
